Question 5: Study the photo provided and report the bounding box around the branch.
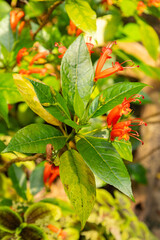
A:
[32,0,64,40]
[0,153,43,173]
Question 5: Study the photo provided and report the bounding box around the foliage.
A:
[0,0,159,235]
[0,189,157,240]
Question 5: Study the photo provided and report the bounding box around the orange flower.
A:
[110,119,147,144]
[137,1,147,15]
[55,43,67,58]
[16,48,28,66]
[86,42,94,55]
[67,20,83,36]
[29,51,49,66]
[106,95,144,128]
[18,21,25,35]
[19,68,47,76]
[94,41,139,82]
[47,224,66,239]
[10,10,25,31]
[43,162,60,187]
[148,0,160,7]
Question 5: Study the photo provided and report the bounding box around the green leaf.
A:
[76,136,133,199]
[90,82,146,118]
[0,1,11,20]
[24,202,61,223]
[0,73,22,103]
[104,9,121,42]
[137,17,159,60]
[13,74,61,126]
[0,227,12,240]
[8,164,27,200]
[65,0,96,34]
[60,149,96,229]
[27,77,81,130]
[119,0,137,17]
[127,163,147,184]
[112,139,133,162]
[0,14,14,52]
[74,88,85,119]
[19,224,48,240]
[0,140,6,152]
[61,35,94,112]
[3,123,66,153]
[30,164,45,196]
[0,93,9,125]
[0,206,22,232]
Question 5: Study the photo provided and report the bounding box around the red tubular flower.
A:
[95,60,139,82]
[16,48,28,66]
[43,162,60,187]
[29,51,49,66]
[10,10,25,31]
[86,42,94,55]
[76,28,83,36]
[67,20,77,35]
[19,68,47,76]
[110,119,147,144]
[107,95,144,128]
[10,11,17,31]
[137,1,147,15]
[95,41,116,78]
[67,20,83,36]
[47,224,66,239]
[55,43,67,58]
[18,21,25,35]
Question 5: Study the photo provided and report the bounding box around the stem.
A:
[0,153,43,173]
[59,124,67,136]
[32,0,64,40]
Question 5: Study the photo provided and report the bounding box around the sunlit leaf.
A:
[13,74,61,126]
[65,0,96,34]
[60,149,96,229]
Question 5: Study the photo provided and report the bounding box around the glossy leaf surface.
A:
[3,123,66,153]
[76,135,133,199]
[61,35,94,113]
[90,82,146,118]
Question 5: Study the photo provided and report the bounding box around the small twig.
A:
[0,153,43,173]
[32,0,64,40]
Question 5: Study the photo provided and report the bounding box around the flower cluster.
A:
[43,162,60,187]
[55,40,94,58]
[10,10,25,34]
[16,45,50,76]
[107,95,147,144]
[137,0,160,15]
[94,41,139,82]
